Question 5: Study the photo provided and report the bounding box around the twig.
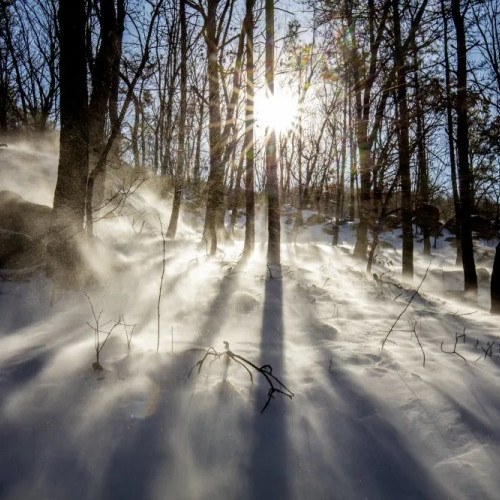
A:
[85,291,119,371]
[120,314,136,354]
[441,329,468,365]
[189,342,294,413]
[381,260,432,351]
[481,342,495,359]
[445,310,478,317]
[157,213,166,353]
[412,320,426,367]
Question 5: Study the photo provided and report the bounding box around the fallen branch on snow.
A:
[189,341,294,413]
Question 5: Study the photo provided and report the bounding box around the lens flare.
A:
[255,87,298,133]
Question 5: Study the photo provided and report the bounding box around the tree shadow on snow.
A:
[286,282,451,499]
[247,275,291,500]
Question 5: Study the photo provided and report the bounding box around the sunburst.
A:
[254,86,298,133]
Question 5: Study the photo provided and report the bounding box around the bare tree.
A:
[46,0,88,286]
[393,0,413,279]
[243,0,256,257]
[166,0,188,238]
[265,0,280,266]
[451,0,478,300]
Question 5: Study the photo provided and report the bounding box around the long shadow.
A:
[286,282,451,499]
[190,262,244,348]
[101,352,193,500]
[319,356,449,499]
[247,273,291,500]
[100,259,247,499]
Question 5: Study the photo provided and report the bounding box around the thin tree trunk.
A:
[393,0,413,279]
[451,0,478,300]
[441,0,462,265]
[230,146,245,230]
[167,0,188,238]
[243,0,255,257]
[131,91,141,169]
[108,0,125,173]
[203,0,225,255]
[265,0,280,266]
[491,241,500,314]
[192,77,206,195]
[413,33,431,255]
[349,87,356,222]
[88,0,124,211]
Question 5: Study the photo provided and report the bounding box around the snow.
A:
[1,141,500,499]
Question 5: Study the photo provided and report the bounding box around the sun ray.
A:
[254,86,298,133]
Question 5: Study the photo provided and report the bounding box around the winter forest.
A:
[1,0,500,498]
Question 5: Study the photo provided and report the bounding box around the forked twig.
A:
[85,291,119,371]
[441,329,468,365]
[189,342,294,413]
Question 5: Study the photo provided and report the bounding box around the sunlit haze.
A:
[254,87,298,133]
[1,0,499,495]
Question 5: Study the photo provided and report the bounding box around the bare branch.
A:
[189,343,294,413]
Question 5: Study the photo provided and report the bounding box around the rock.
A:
[444,215,498,240]
[471,215,497,240]
[0,190,51,237]
[322,222,335,235]
[232,292,259,314]
[476,267,490,283]
[0,230,45,268]
[382,214,401,231]
[379,240,396,250]
[305,213,326,226]
[414,204,440,233]
[0,190,51,269]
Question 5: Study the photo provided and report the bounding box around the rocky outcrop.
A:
[0,190,51,269]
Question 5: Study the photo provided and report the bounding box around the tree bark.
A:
[441,0,462,265]
[265,0,280,266]
[451,0,478,300]
[412,33,431,255]
[46,0,89,287]
[166,0,188,239]
[243,0,255,257]
[491,242,500,314]
[393,0,413,279]
[88,0,120,211]
[203,0,225,255]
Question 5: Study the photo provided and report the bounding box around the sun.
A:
[254,87,298,133]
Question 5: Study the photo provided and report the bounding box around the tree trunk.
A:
[46,0,89,287]
[192,77,206,195]
[413,33,431,256]
[203,0,225,255]
[451,0,478,300]
[108,0,126,174]
[166,0,187,239]
[87,0,118,213]
[491,242,500,314]
[393,0,413,279]
[441,0,462,265]
[348,90,356,222]
[265,0,280,266]
[230,146,245,231]
[243,0,255,257]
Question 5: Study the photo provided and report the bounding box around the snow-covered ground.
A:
[1,139,500,499]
